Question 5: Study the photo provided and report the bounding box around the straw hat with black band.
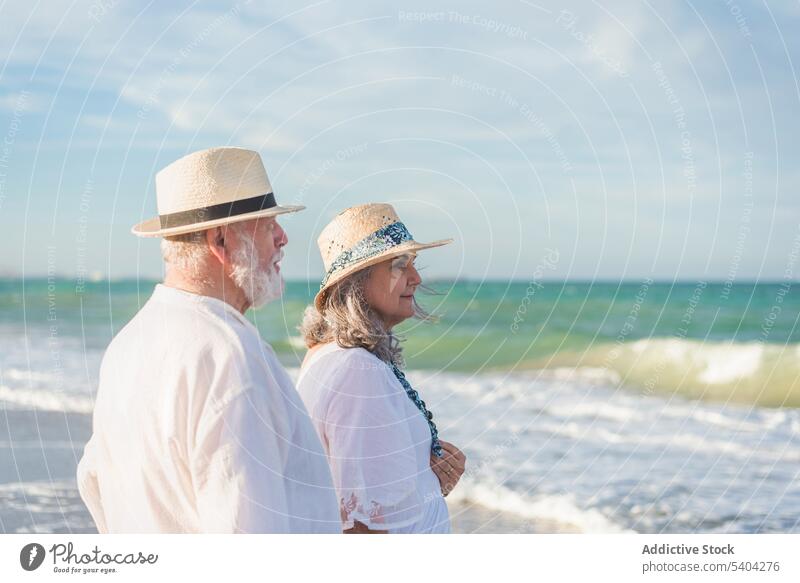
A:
[132,147,304,238]
[315,203,453,311]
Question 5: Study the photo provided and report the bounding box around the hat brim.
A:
[131,204,305,238]
[314,238,453,311]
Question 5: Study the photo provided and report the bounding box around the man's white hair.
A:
[160,229,213,283]
[160,221,283,307]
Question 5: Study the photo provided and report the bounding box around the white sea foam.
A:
[287,335,306,349]
[694,342,765,384]
[448,479,633,533]
[545,366,622,385]
[0,385,94,414]
[0,479,77,495]
[687,409,764,432]
[546,401,640,423]
[1,367,65,383]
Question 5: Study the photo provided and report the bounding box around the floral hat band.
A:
[314,203,453,311]
[320,221,412,288]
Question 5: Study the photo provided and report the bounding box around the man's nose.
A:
[275,221,288,248]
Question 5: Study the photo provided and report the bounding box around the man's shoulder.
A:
[114,292,255,347]
[103,294,269,388]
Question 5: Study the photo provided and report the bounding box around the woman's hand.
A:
[430,440,466,497]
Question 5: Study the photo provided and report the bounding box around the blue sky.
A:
[1,0,798,282]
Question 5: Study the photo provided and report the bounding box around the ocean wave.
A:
[287,335,306,349]
[447,479,633,533]
[533,416,800,460]
[0,385,94,414]
[530,338,800,408]
[544,401,640,423]
[1,367,66,384]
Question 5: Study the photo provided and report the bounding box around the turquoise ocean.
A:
[1,278,798,533]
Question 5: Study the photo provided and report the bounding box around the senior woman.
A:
[297,203,466,534]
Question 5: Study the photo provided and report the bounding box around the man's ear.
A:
[205,227,227,265]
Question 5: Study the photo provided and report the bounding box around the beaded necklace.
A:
[390,363,444,458]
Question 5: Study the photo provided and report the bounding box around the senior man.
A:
[77,147,340,533]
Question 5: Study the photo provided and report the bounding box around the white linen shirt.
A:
[297,342,451,533]
[76,284,341,533]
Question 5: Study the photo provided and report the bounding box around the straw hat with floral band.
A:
[314,202,453,459]
[314,203,452,312]
[132,146,304,238]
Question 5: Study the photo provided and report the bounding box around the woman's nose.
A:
[408,263,422,286]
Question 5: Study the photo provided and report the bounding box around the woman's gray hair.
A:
[299,265,433,366]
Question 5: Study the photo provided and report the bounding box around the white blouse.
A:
[297,342,451,533]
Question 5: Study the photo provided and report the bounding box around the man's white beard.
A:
[230,232,284,309]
